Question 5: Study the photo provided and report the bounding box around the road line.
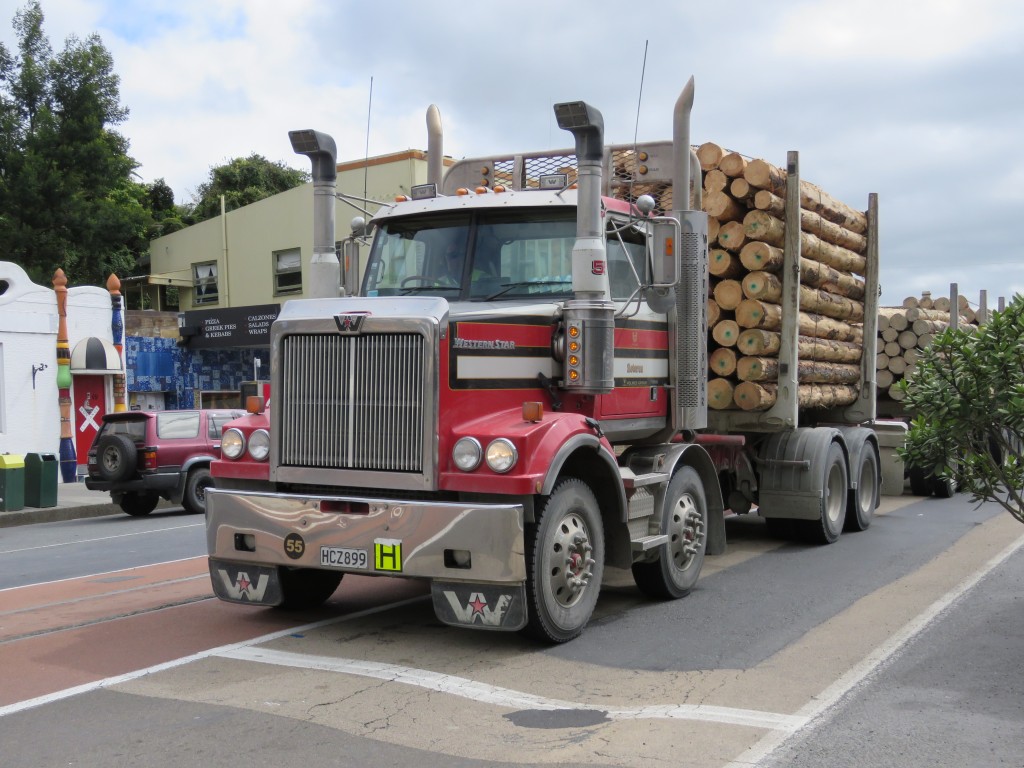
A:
[725,530,1024,767]
[0,523,204,555]
[0,556,207,593]
[218,646,804,731]
[0,594,430,719]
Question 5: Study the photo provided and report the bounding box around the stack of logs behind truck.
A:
[206,78,893,642]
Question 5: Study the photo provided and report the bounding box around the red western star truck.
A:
[207,78,884,642]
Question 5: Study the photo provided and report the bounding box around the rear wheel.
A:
[844,447,879,532]
[932,473,958,498]
[524,479,604,643]
[908,465,931,496]
[632,467,708,599]
[96,434,137,481]
[803,441,847,544]
[278,568,343,609]
[119,491,159,517]
[182,467,213,514]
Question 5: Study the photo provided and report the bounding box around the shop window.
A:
[192,262,219,305]
[274,248,302,295]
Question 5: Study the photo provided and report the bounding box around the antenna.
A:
[364,76,373,203]
[630,40,649,204]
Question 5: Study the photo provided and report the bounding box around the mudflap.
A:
[431,581,528,631]
[209,559,284,606]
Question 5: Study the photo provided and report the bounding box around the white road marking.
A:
[0,524,204,556]
[218,646,805,731]
[0,556,207,593]
[0,595,429,718]
[725,531,1024,767]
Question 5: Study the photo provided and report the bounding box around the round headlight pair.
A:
[222,428,270,461]
[452,437,518,473]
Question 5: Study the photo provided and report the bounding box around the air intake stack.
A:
[554,100,614,394]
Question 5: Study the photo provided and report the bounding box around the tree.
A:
[190,154,308,222]
[898,294,1024,525]
[0,1,146,287]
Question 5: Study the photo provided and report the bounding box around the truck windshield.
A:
[364,210,577,300]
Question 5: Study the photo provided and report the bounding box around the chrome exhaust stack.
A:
[554,100,614,394]
[289,129,339,299]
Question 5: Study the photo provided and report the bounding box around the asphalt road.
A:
[1,493,1022,767]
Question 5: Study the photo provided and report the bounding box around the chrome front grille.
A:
[278,333,426,472]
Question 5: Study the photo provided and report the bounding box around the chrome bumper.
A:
[205,488,526,583]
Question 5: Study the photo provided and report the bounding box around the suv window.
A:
[101,419,147,443]
[208,413,241,438]
[156,411,201,439]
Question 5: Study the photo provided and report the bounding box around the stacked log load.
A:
[697,142,869,412]
[875,292,979,403]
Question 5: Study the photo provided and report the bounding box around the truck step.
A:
[621,470,668,489]
[631,534,669,552]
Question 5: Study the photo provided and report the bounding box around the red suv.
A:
[85,409,244,517]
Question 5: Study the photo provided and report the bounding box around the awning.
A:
[70,337,122,374]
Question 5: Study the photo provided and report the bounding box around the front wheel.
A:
[524,479,604,643]
[632,467,708,599]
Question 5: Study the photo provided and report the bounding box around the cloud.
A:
[1,0,1021,308]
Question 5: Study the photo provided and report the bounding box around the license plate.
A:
[320,546,369,570]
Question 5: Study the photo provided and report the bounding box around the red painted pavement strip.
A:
[0,569,428,708]
[0,558,212,641]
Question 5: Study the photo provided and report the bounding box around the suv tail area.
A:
[85,409,244,516]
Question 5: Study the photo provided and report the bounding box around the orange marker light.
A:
[522,402,543,422]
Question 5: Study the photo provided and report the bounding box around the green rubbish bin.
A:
[0,454,25,512]
[25,452,58,508]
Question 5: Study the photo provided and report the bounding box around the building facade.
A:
[130,150,441,410]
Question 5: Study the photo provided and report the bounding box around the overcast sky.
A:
[2,0,1021,307]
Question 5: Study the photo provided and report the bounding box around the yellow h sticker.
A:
[374,539,403,572]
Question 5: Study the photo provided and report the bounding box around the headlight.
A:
[222,428,245,460]
[485,438,518,473]
[248,429,270,461]
[452,437,482,471]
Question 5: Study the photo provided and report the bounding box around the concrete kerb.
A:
[0,483,176,528]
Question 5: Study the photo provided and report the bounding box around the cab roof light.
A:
[410,183,437,200]
[394,194,409,202]
[456,187,472,196]
[539,173,569,190]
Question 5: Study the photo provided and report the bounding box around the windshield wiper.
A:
[483,280,571,301]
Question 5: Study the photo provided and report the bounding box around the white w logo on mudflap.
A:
[216,569,270,602]
[442,591,512,626]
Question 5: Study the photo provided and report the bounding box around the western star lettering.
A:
[453,338,517,350]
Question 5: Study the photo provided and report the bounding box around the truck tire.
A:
[908,465,931,496]
[523,479,604,643]
[802,441,847,544]
[96,434,137,482]
[182,466,213,515]
[278,568,343,610]
[932,473,958,498]
[120,491,159,517]
[632,466,708,599]
[844,446,879,532]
